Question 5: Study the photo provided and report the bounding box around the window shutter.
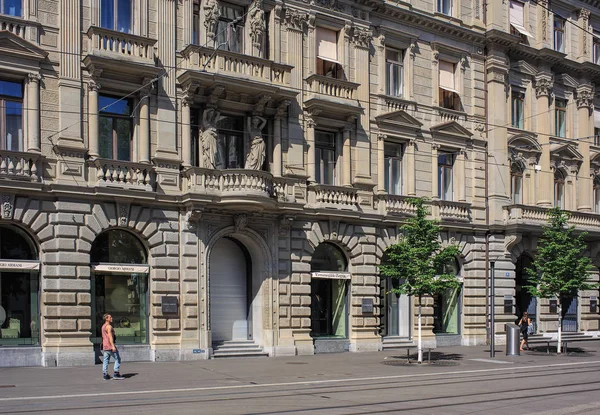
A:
[317,27,338,62]
[510,1,524,27]
[439,61,455,90]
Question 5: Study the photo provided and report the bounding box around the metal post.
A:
[490,261,495,358]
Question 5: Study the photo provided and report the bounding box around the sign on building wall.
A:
[311,272,351,280]
[93,264,150,274]
[0,261,40,271]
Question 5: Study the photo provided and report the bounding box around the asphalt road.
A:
[1,344,600,414]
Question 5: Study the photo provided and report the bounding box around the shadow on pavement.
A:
[123,373,138,379]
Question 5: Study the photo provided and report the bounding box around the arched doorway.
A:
[380,254,410,339]
[90,230,148,346]
[310,243,349,339]
[0,225,39,346]
[209,237,251,342]
[516,254,536,333]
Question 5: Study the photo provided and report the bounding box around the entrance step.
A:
[212,340,269,358]
[382,337,415,350]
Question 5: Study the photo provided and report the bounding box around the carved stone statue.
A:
[204,0,220,42]
[201,108,221,169]
[249,1,266,50]
[245,115,267,170]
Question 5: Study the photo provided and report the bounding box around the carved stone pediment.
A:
[430,121,473,138]
[375,110,423,131]
[550,143,583,162]
[509,60,536,76]
[508,133,542,155]
[0,32,47,63]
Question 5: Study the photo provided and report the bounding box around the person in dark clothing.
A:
[519,312,531,351]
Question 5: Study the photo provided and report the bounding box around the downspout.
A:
[483,0,491,350]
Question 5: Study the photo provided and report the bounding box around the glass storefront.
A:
[310,243,349,338]
[433,258,461,335]
[90,230,148,345]
[0,226,39,346]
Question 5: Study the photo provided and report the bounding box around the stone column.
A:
[139,87,151,164]
[431,143,439,200]
[406,139,416,196]
[306,114,316,183]
[273,115,283,177]
[342,125,352,186]
[27,73,41,153]
[87,79,100,158]
[577,84,594,211]
[456,149,467,202]
[377,134,386,194]
[535,75,553,207]
[181,97,192,167]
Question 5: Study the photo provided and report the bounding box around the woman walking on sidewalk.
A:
[519,312,531,351]
[101,314,124,380]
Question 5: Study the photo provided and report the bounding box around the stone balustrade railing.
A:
[310,184,359,210]
[0,151,41,182]
[181,45,292,86]
[383,194,418,216]
[93,159,155,191]
[0,15,28,39]
[505,204,600,229]
[86,26,156,62]
[185,168,275,198]
[305,74,359,100]
[432,200,471,221]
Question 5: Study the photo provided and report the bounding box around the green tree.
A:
[380,198,461,363]
[525,207,597,353]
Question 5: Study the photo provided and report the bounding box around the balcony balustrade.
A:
[86,26,156,64]
[0,150,41,182]
[505,204,600,230]
[92,159,155,191]
[309,184,359,211]
[0,15,28,39]
[381,194,418,216]
[305,74,359,100]
[432,200,471,221]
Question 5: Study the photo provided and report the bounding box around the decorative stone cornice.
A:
[182,82,199,107]
[534,76,553,98]
[576,85,594,109]
[353,27,372,49]
[253,94,272,115]
[185,208,203,231]
[377,133,387,141]
[208,85,225,107]
[234,214,248,232]
[284,8,308,32]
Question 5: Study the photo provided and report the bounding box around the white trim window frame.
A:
[315,130,337,186]
[511,87,525,129]
[0,79,24,152]
[437,0,452,16]
[384,142,403,195]
[316,26,342,79]
[439,60,459,110]
[438,152,454,201]
[385,48,404,97]
[555,98,567,138]
[553,16,565,53]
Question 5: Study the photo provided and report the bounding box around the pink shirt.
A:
[101,322,115,351]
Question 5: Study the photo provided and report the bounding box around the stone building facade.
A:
[0,0,598,367]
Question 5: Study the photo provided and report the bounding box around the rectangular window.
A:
[385,49,403,97]
[439,60,459,110]
[0,80,23,152]
[433,287,461,334]
[437,0,452,16]
[315,131,336,185]
[595,128,600,146]
[511,88,525,129]
[216,115,245,169]
[1,0,21,16]
[510,0,533,40]
[511,171,523,204]
[555,99,566,138]
[216,2,244,53]
[316,27,343,79]
[595,109,600,146]
[0,271,39,346]
[594,36,600,65]
[438,152,454,201]
[100,0,132,33]
[192,0,200,45]
[384,143,402,195]
[99,95,132,161]
[553,17,565,52]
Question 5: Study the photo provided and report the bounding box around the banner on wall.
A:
[93,264,150,274]
[0,260,40,271]
[311,272,351,280]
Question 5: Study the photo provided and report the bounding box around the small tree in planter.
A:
[379,198,461,363]
[525,207,597,354]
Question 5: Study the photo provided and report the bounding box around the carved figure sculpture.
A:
[202,108,221,169]
[249,1,266,49]
[204,0,221,41]
[245,115,267,170]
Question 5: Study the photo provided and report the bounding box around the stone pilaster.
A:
[577,83,594,212]
[534,73,553,207]
[27,73,41,153]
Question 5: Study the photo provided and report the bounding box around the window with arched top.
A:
[554,169,565,208]
[594,176,600,213]
[310,243,347,272]
[90,229,147,264]
[510,161,524,204]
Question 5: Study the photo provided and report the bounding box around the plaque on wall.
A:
[93,263,149,274]
[0,260,40,271]
[503,295,513,314]
[161,296,179,315]
[361,298,374,314]
[549,298,558,314]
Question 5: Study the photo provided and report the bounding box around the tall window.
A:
[594,35,600,65]
[553,17,565,52]
[99,95,132,161]
[216,2,244,53]
[384,143,402,195]
[433,258,461,334]
[555,99,566,138]
[510,161,524,204]
[511,88,525,129]
[595,128,600,147]
[192,0,200,45]
[438,152,454,201]
[316,27,342,79]
[1,0,21,16]
[509,0,532,41]
[595,176,600,213]
[0,80,23,152]
[437,0,452,16]
[315,131,336,185]
[554,169,565,208]
[386,49,403,97]
[100,0,132,33]
[216,115,245,169]
[439,60,460,111]
[595,109,600,146]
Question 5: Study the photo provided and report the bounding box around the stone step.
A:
[212,340,267,358]
[212,351,269,358]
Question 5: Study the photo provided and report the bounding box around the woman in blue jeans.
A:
[101,314,124,380]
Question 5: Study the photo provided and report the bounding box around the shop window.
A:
[510,161,524,204]
[555,98,566,138]
[384,142,402,195]
[1,0,21,16]
[315,131,336,185]
[438,152,454,201]
[385,49,403,97]
[554,169,565,208]
[433,258,461,335]
[439,60,460,111]
[316,27,343,79]
[100,0,132,33]
[437,0,452,16]
[0,80,23,152]
[511,88,525,129]
[310,243,348,338]
[91,230,148,345]
[216,2,244,53]
[0,226,39,346]
[99,95,133,161]
[553,17,565,53]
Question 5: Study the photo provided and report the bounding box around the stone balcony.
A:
[0,150,42,184]
[304,74,362,116]
[432,200,471,222]
[308,184,359,211]
[378,194,418,216]
[504,204,600,231]
[90,159,155,192]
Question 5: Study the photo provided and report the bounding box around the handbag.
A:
[527,321,534,335]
